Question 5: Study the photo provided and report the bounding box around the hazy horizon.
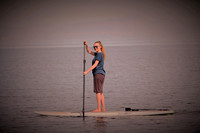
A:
[0,0,199,48]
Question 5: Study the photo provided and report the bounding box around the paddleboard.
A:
[35,109,174,117]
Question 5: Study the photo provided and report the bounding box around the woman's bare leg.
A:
[92,93,101,112]
[101,93,106,112]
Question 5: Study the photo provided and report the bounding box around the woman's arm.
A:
[83,60,99,75]
[84,41,95,56]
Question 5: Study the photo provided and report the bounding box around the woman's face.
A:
[93,43,101,52]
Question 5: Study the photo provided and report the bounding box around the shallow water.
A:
[0,45,200,132]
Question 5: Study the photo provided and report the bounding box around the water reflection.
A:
[95,117,106,133]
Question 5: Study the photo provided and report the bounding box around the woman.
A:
[83,41,106,112]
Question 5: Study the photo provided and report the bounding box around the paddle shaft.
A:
[83,43,86,117]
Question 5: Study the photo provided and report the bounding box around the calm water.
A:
[0,45,200,133]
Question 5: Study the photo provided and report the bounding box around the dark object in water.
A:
[125,107,169,112]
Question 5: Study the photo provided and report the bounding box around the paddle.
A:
[83,42,86,118]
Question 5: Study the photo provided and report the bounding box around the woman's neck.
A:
[97,50,102,53]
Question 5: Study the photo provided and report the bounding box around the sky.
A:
[0,0,199,47]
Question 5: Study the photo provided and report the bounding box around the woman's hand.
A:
[83,71,88,76]
[83,41,88,45]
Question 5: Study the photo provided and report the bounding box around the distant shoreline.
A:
[0,42,200,49]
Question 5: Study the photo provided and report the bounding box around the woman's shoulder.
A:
[96,52,104,58]
[95,52,104,60]
[97,52,103,56]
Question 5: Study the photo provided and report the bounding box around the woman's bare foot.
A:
[101,108,106,112]
[91,109,101,112]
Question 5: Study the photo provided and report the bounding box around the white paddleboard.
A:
[35,109,174,117]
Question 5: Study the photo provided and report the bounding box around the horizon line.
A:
[0,41,199,49]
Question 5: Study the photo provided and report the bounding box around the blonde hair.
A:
[95,41,106,60]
